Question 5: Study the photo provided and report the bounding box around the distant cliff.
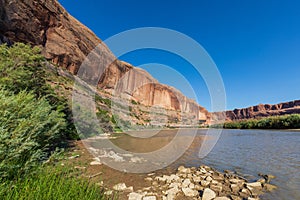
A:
[0,0,209,123]
[211,100,300,123]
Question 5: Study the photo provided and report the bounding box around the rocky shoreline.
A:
[109,165,276,200]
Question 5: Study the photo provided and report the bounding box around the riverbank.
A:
[211,114,300,129]
[64,140,276,200]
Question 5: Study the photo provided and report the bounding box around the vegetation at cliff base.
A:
[0,43,45,95]
[0,43,70,180]
[211,114,300,129]
[0,90,66,180]
[0,43,76,141]
[0,43,108,199]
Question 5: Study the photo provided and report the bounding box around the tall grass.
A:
[0,167,114,200]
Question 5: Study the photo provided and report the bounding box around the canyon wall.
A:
[211,100,300,122]
[0,0,103,74]
[0,0,209,122]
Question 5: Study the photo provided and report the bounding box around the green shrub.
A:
[0,43,46,96]
[0,43,77,140]
[111,114,132,131]
[95,95,112,108]
[0,89,67,180]
[131,99,138,105]
[96,109,113,133]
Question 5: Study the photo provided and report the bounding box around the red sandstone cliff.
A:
[0,0,209,122]
[211,100,300,123]
[0,0,103,73]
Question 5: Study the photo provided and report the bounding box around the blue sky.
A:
[59,0,300,111]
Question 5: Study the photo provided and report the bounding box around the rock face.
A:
[132,83,208,120]
[212,100,300,122]
[0,0,209,122]
[0,0,102,73]
[99,60,209,121]
[0,34,12,45]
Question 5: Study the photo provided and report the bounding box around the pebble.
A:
[246,182,262,189]
[74,166,86,170]
[206,176,213,181]
[182,179,191,188]
[193,176,201,182]
[189,183,195,189]
[68,154,80,159]
[142,196,156,200]
[113,183,128,191]
[182,187,198,197]
[169,174,180,182]
[214,197,231,200]
[202,188,216,200]
[231,195,242,200]
[178,166,191,173]
[201,180,210,187]
[230,184,240,193]
[104,190,113,195]
[145,177,153,181]
[95,181,104,187]
[165,186,179,195]
[229,179,242,184]
[263,183,277,191]
[90,161,101,165]
[169,182,180,188]
[257,178,266,184]
[128,192,143,200]
[210,184,222,193]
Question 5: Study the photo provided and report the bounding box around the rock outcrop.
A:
[0,0,209,122]
[0,0,102,73]
[212,100,300,122]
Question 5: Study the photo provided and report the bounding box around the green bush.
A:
[95,95,112,108]
[0,43,77,140]
[0,89,67,180]
[111,114,131,131]
[96,109,113,133]
[0,43,46,96]
[131,99,138,105]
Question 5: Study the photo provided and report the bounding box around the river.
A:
[189,129,299,200]
[88,129,300,199]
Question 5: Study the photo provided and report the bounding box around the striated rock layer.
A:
[99,61,209,121]
[0,0,209,122]
[212,100,300,122]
